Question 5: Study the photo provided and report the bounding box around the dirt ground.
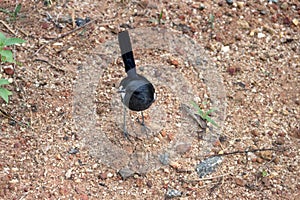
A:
[0,0,299,199]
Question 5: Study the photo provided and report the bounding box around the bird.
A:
[118,30,155,138]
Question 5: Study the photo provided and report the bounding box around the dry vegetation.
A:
[0,0,299,199]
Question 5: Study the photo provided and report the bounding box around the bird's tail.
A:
[118,30,136,74]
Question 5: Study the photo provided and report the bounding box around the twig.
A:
[200,173,230,181]
[0,20,18,36]
[183,173,231,183]
[34,58,65,73]
[206,147,286,158]
[0,108,29,127]
[33,18,97,55]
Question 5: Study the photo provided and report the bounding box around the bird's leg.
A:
[123,104,131,140]
[136,112,151,134]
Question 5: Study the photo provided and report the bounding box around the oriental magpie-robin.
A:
[118,30,155,137]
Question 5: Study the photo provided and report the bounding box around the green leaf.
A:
[0,8,12,15]
[0,49,14,62]
[206,108,217,115]
[0,87,12,103]
[205,115,219,127]
[191,101,204,117]
[190,101,219,127]
[0,32,6,41]
[262,170,268,177]
[4,37,26,46]
[0,79,10,86]
[14,4,22,16]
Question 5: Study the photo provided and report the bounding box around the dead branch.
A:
[33,18,97,55]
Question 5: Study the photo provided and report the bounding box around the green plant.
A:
[0,32,25,103]
[209,13,215,29]
[0,3,22,21]
[191,101,219,127]
[0,78,12,103]
[158,10,163,25]
[0,32,25,63]
[261,169,268,177]
[149,10,165,25]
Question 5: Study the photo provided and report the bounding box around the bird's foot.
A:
[123,127,133,142]
[136,117,151,135]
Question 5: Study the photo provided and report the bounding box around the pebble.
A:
[99,27,106,31]
[7,78,13,83]
[236,2,244,9]
[280,2,288,10]
[3,65,14,75]
[226,0,233,5]
[221,45,230,53]
[166,189,182,198]
[237,20,250,29]
[65,168,73,179]
[275,137,285,145]
[268,0,278,3]
[257,32,266,38]
[175,143,192,154]
[107,172,114,178]
[292,18,299,26]
[118,168,135,179]
[259,151,272,161]
[196,156,223,178]
[235,177,246,186]
[259,9,267,15]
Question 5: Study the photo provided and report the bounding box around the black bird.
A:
[118,30,155,137]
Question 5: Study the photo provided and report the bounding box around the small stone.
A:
[153,137,160,143]
[278,132,286,137]
[267,131,273,136]
[167,133,175,141]
[249,30,256,36]
[99,172,107,180]
[275,137,285,145]
[107,172,113,178]
[261,177,271,187]
[260,10,267,15]
[99,27,106,31]
[3,66,14,75]
[292,18,299,26]
[65,168,73,179]
[56,154,62,160]
[256,157,263,163]
[257,32,266,38]
[268,0,278,3]
[235,177,246,186]
[163,168,170,174]
[135,178,143,187]
[7,78,13,83]
[166,189,182,198]
[175,143,192,154]
[251,130,259,137]
[237,2,244,9]
[280,2,288,10]
[169,59,179,66]
[160,130,167,137]
[118,168,134,179]
[146,180,153,188]
[68,147,79,154]
[273,157,280,164]
[260,151,272,161]
[226,0,233,5]
[221,45,230,53]
[169,161,180,169]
